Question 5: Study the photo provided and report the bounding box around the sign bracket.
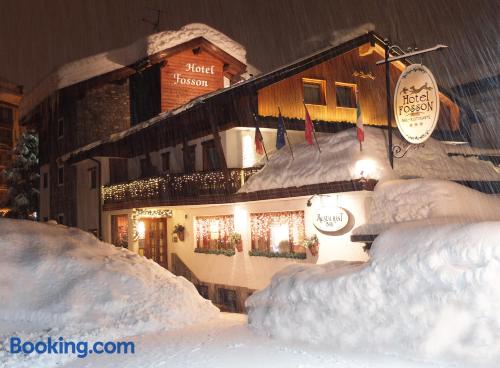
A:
[378,40,448,168]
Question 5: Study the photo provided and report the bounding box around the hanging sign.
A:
[394,64,440,144]
[313,207,349,233]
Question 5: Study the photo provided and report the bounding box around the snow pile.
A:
[20,23,247,117]
[246,221,500,366]
[353,179,500,235]
[239,127,500,193]
[0,219,218,338]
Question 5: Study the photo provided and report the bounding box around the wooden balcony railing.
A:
[102,167,261,205]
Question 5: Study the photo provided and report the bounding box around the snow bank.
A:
[246,221,500,366]
[239,127,500,193]
[0,219,218,338]
[20,23,247,117]
[353,179,500,236]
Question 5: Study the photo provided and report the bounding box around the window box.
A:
[194,247,235,257]
[248,249,306,260]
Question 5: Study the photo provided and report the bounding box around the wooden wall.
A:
[161,49,225,112]
[258,43,460,130]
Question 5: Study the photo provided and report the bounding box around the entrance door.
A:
[144,218,168,269]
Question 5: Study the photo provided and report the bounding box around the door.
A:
[144,218,168,269]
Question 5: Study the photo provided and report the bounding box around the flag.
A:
[276,111,286,150]
[356,103,364,143]
[304,104,314,145]
[255,125,264,155]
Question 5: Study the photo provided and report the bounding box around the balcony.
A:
[102,167,261,209]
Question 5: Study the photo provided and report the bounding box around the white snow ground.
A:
[239,126,500,193]
[59,313,457,368]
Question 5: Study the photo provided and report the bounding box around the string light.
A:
[250,211,305,245]
[195,215,234,248]
[102,168,261,203]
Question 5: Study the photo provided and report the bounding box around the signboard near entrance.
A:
[313,207,349,233]
[394,64,440,144]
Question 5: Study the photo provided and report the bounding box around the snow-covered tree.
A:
[3,133,39,219]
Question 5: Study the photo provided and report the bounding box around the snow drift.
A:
[239,127,500,193]
[0,219,218,337]
[353,179,500,235]
[246,221,500,366]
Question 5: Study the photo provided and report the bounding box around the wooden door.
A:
[144,218,168,269]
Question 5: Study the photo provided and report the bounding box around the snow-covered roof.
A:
[239,126,500,193]
[20,23,248,118]
[62,26,376,163]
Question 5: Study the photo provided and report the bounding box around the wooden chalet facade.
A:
[23,28,477,312]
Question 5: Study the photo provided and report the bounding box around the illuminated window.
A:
[303,78,326,105]
[195,215,234,250]
[335,82,357,108]
[250,211,305,254]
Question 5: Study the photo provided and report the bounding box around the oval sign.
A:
[394,64,440,144]
[313,207,349,233]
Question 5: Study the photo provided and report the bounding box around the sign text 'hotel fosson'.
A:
[173,63,215,87]
[394,64,440,144]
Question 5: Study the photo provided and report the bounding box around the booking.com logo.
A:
[7,336,135,358]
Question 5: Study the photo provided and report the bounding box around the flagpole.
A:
[278,106,294,160]
[303,101,321,153]
[253,113,269,161]
[356,90,363,152]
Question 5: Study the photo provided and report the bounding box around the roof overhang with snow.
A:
[63,31,470,164]
[20,23,248,119]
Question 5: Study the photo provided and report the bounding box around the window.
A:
[217,288,237,312]
[195,215,234,250]
[109,158,128,184]
[89,167,97,189]
[0,105,13,149]
[335,82,357,108]
[196,284,209,299]
[184,144,196,173]
[43,173,48,189]
[57,166,64,185]
[202,140,221,170]
[111,214,129,248]
[57,118,64,138]
[250,211,305,254]
[303,78,326,105]
[57,213,65,225]
[161,151,170,172]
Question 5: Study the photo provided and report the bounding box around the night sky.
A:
[0,0,498,91]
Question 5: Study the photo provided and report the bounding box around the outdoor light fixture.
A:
[306,195,317,207]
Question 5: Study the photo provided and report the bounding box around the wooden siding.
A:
[258,43,460,131]
[161,48,225,111]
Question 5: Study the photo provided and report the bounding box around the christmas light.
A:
[102,168,261,203]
